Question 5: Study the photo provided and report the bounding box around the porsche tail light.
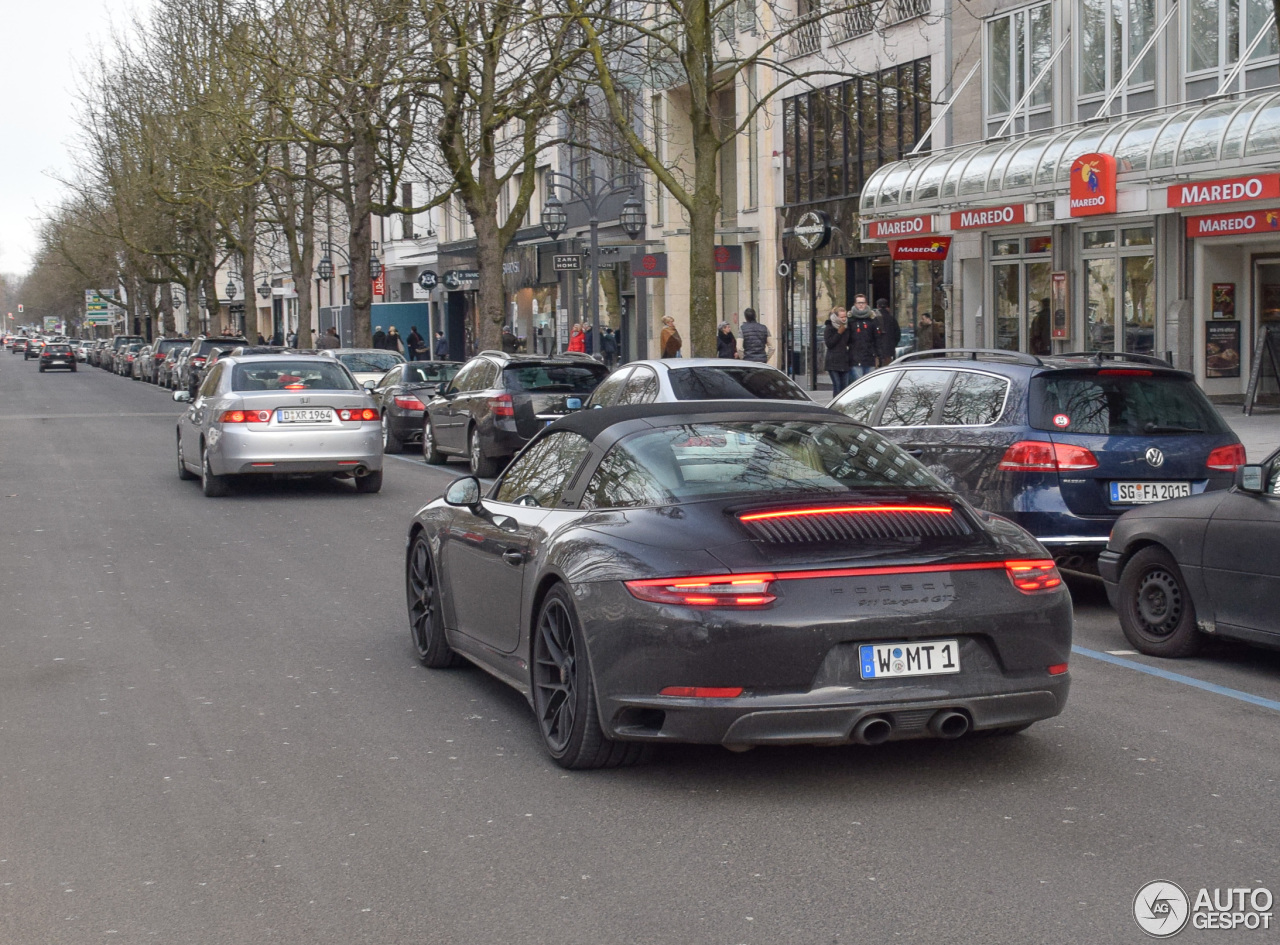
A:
[488,394,515,417]
[1005,559,1063,594]
[998,441,1098,472]
[1206,443,1246,471]
[394,394,427,410]
[625,574,777,607]
[659,687,744,698]
[338,408,378,421]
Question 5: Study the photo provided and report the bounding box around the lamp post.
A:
[540,172,645,353]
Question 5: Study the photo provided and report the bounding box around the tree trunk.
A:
[473,212,505,352]
[348,136,376,349]
[161,282,176,335]
[687,118,722,358]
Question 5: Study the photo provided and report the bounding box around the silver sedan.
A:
[173,354,384,496]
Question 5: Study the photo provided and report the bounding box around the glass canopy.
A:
[861,92,1280,213]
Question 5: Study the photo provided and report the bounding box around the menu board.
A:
[1206,320,1242,378]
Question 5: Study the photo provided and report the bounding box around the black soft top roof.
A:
[543,399,834,443]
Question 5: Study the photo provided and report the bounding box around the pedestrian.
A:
[257,333,267,345]
[407,325,426,360]
[875,297,900,366]
[316,326,340,349]
[583,325,594,355]
[847,295,880,380]
[660,315,682,359]
[386,326,404,355]
[823,308,853,393]
[372,325,387,349]
[501,325,519,353]
[568,323,586,353]
[716,321,738,359]
[271,327,284,346]
[287,330,297,348]
[434,330,449,360]
[739,307,772,363]
[601,327,618,368]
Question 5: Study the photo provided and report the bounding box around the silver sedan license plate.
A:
[1110,481,1191,504]
[860,641,960,679]
[277,407,332,423]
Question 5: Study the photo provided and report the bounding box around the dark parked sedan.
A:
[369,360,460,453]
[405,401,1073,769]
[1100,448,1280,657]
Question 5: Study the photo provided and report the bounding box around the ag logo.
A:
[1146,447,1165,468]
[1134,880,1190,937]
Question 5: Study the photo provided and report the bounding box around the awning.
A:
[860,93,1280,216]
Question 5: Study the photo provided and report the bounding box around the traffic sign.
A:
[554,255,582,271]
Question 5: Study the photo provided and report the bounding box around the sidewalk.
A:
[1218,405,1280,462]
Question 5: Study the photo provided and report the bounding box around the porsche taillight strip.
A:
[738,505,954,522]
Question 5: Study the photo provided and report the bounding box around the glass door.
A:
[993,263,1021,351]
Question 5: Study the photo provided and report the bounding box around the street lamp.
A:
[226,280,238,299]
[539,172,646,352]
[257,279,272,299]
[317,251,334,282]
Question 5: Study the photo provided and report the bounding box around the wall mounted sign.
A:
[866,215,934,241]
[1051,270,1070,340]
[793,210,832,251]
[949,204,1027,230]
[1206,320,1242,378]
[372,272,386,297]
[1168,174,1280,209]
[1069,153,1118,216]
[632,253,668,278]
[1212,283,1236,319]
[1186,209,1280,238]
[553,255,582,271]
[714,245,743,272]
[416,269,438,290]
[886,236,951,260]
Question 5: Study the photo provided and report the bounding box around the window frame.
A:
[1077,0,1158,106]
[984,1,1055,135]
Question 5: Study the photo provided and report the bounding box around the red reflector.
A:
[1206,443,1246,471]
[739,504,953,522]
[488,394,515,417]
[1005,559,1064,594]
[659,686,744,698]
[1097,369,1152,376]
[337,460,360,465]
[998,441,1098,472]
[250,462,275,467]
[1047,663,1069,676]
[393,394,427,410]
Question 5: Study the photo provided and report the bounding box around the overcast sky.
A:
[0,0,151,277]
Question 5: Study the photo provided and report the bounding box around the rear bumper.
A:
[389,412,424,443]
[208,425,383,476]
[1097,549,1124,608]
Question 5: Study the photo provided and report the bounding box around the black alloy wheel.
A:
[406,533,460,667]
[382,412,404,454]
[422,417,445,464]
[468,427,499,478]
[532,585,647,769]
[1118,546,1201,657]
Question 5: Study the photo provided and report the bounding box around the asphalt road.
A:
[2,353,1278,945]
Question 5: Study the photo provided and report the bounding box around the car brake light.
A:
[1005,559,1063,594]
[1047,663,1069,675]
[338,408,378,421]
[625,573,777,607]
[220,410,271,423]
[659,686,744,698]
[393,394,427,410]
[488,394,515,417]
[998,441,1098,472]
[1097,369,1152,376]
[1206,443,1246,471]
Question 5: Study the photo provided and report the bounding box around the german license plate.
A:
[277,408,332,423]
[1110,481,1191,504]
[859,640,960,679]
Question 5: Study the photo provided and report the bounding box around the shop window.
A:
[1082,225,1156,355]
[894,260,946,356]
[1083,229,1116,249]
[990,238,1053,354]
[1026,235,1053,254]
[993,239,1020,256]
[1123,226,1154,246]
[986,3,1055,136]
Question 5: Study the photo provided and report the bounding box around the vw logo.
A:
[1145,447,1165,468]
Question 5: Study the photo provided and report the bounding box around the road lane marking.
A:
[1072,644,1280,713]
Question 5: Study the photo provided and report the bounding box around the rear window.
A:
[667,366,810,402]
[231,361,358,391]
[502,363,607,394]
[1030,371,1230,436]
[194,338,247,356]
[405,362,459,384]
[44,345,71,353]
[339,352,404,373]
[157,339,190,354]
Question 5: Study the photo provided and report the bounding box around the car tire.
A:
[468,427,499,478]
[1118,545,1202,658]
[381,413,403,454]
[422,417,446,464]
[532,585,648,770]
[177,435,197,480]
[406,533,462,668]
[354,469,383,494]
[38,366,45,373]
[201,449,231,498]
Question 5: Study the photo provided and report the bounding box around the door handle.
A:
[502,549,524,566]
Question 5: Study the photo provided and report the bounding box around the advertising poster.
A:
[1206,320,1242,378]
[1051,271,1069,340]
[1212,283,1235,319]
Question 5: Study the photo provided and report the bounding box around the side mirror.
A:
[172,390,192,403]
[362,378,377,390]
[444,476,482,510]
[1238,465,1265,493]
[566,397,582,411]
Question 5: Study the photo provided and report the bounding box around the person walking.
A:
[660,315,682,359]
[316,326,340,349]
[286,330,297,348]
[739,307,771,363]
[407,325,426,360]
[583,325,595,356]
[601,327,618,368]
[875,297,900,366]
[716,322,738,359]
[501,325,520,353]
[433,330,449,360]
[823,308,853,393]
[848,295,880,380]
[386,326,404,355]
[567,323,586,353]
[372,325,387,349]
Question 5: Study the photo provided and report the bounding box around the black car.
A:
[405,401,1073,769]
[102,334,146,370]
[1100,447,1280,658]
[828,349,1244,572]
[38,343,76,372]
[422,351,608,476]
[369,360,461,453]
[186,335,249,394]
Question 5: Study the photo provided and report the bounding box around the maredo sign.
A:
[1069,153,1117,216]
[950,204,1026,230]
[1169,173,1280,208]
[866,215,933,240]
[1186,208,1280,238]
[887,236,952,260]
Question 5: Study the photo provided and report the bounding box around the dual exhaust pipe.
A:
[851,709,971,745]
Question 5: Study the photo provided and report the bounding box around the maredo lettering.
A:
[1169,174,1280,208]
[870,216,931,239]
[1186,208,1280,238]
[951,205,1024,229]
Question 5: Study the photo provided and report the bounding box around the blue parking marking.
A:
[1072,645,1280,714]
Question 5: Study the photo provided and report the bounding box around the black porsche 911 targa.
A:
[405,401,1073,768]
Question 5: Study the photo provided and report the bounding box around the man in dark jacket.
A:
[601,327,619,368]
[434,331,448,360]
[875,298,900,366]
[739,307,771,363]
[848,295,880,379]
[407,326,426,360]
[823,309,852,393]
[371,326,387,349]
